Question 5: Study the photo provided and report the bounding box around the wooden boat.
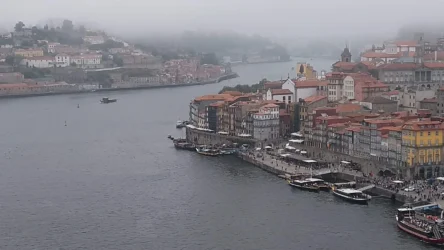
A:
[304,177,330,191]
[396,204,444,245]
[288,179,320,192]
[196,147,219,156]
[174,142,196,151]
[332,188,371,205]
[100,97,117,103]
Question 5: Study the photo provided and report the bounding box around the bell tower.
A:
[341,45,352,62]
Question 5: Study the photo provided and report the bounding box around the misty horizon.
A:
[2,0,444,41]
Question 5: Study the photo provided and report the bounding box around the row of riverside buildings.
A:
[189,54,444,179]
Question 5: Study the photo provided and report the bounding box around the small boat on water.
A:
[288,179,320,192]
[219,149,236,155]
[396,203,444,245]
[174,142,196,151]
[100,97,117,103]
[196,146,219,156]
[176,120,190,128]
[332,188,371,204]
[304,177,330,191]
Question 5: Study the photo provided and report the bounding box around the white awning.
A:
[303,159,316,163]
[217,131,229,135]
[437,177,444,181]
[341,161,350,164]
[392,180,404,184]
[286,146,296,150]
[256,148,261,151]
[289,139,304,144]
[300,151,307,154]
[291,132,303,137]
[265,146,272,149]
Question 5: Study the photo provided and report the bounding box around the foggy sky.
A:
[2,0,444,39]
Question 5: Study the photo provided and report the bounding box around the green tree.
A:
[5,55,23,67]
[14,21,25,31]
[113,55,123,67]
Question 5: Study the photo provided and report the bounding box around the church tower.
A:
[341,46,352,62]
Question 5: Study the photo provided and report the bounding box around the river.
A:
[0,58,437,249]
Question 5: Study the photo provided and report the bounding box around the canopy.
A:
[265,146,272,149]
[392,180,404,184]
[303,159,317,163]
[341,161,350,164]
[300,151,307,154]
[289,139,304,144]
[437,177,444,181]
[291,132,303,137]
[286,146,296,150]
[238,133,252,137]
[256,148,261,151]
[280,154,291,157]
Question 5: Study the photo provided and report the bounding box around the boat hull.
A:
[174,144,196,151]
[397,219,444,245]
[100,99,117,103]
[318,185,331,192]
[288,182,320,192]
[332,190,369,205]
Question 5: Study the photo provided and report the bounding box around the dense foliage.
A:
[218,78,268,94]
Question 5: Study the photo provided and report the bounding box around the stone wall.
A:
[186,127,258,146]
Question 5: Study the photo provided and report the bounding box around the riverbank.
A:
[186,127,411,203]
[0,72,239,99]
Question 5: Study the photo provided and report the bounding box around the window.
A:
[428,132,431,136]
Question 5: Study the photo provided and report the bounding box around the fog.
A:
[2,0,444,40]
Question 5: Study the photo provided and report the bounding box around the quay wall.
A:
[186,127,258,146]
[237,153,286,176]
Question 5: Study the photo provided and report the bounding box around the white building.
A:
[47,42,61,53]
[280,78,327,102]
[342,76,355,100]
[21,56,54,68]
[70,54,102,68]
[54,53,70,67]
[253,104,280,141]
[83,36,105,45]
[399,86,435,113]
[395,41,417,53]
[264,89,293,103]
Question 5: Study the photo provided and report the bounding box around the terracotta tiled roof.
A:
[377,63,418,70]
[293,80,328,88]
[361,52,402,59]
[420,97,437,103]
[423,62,444,69]
[383,90,399,96]
[332,61,357,70]
[261,103,279,108]
[304,95,327,104]
[271,89,293,95]
[364,118,404,125]
[194,94,232,102]
[345,126,362,132]
[264,81,284,89]
[221,91,242,96]
[359,61,377,69]
[403,120,443,131]
[209,101,225,107]
[336,103,362,113]
[394,41,417,47]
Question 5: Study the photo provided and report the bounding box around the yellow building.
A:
[14,48,44,58]
[296,63,316,79]
[402,120,444,171]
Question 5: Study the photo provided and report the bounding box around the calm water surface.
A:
[0,59,437,249]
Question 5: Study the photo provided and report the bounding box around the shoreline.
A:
[0,72,239,99]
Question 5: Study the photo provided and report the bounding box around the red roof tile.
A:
[423,62,444,69]
[378,63,418,70]
[420,97,437,103]
[304,95,327,104]
[332,61,357,70]
[292,80,328,88]
[336,104,362,113]
[271,89,293,95]
[394,41,417,47]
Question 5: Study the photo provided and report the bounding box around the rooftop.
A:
[362,96,396,104]
[336,103,362,113]
[304,95,327,104]
[293,79,328,88]
[420,97,437,103]
[271,89,293,95]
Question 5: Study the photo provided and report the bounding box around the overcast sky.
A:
[1,0,444,39]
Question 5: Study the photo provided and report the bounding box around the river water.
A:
[0,59,437,249]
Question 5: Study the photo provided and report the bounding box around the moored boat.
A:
[100,97,117,103]
[332,188,371,204]
[304,177,330,191]
[176,120,185,128]
[288,179,320,192]
[196,146,219,156]
[396,204,444,245]
[174,142,196,151]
